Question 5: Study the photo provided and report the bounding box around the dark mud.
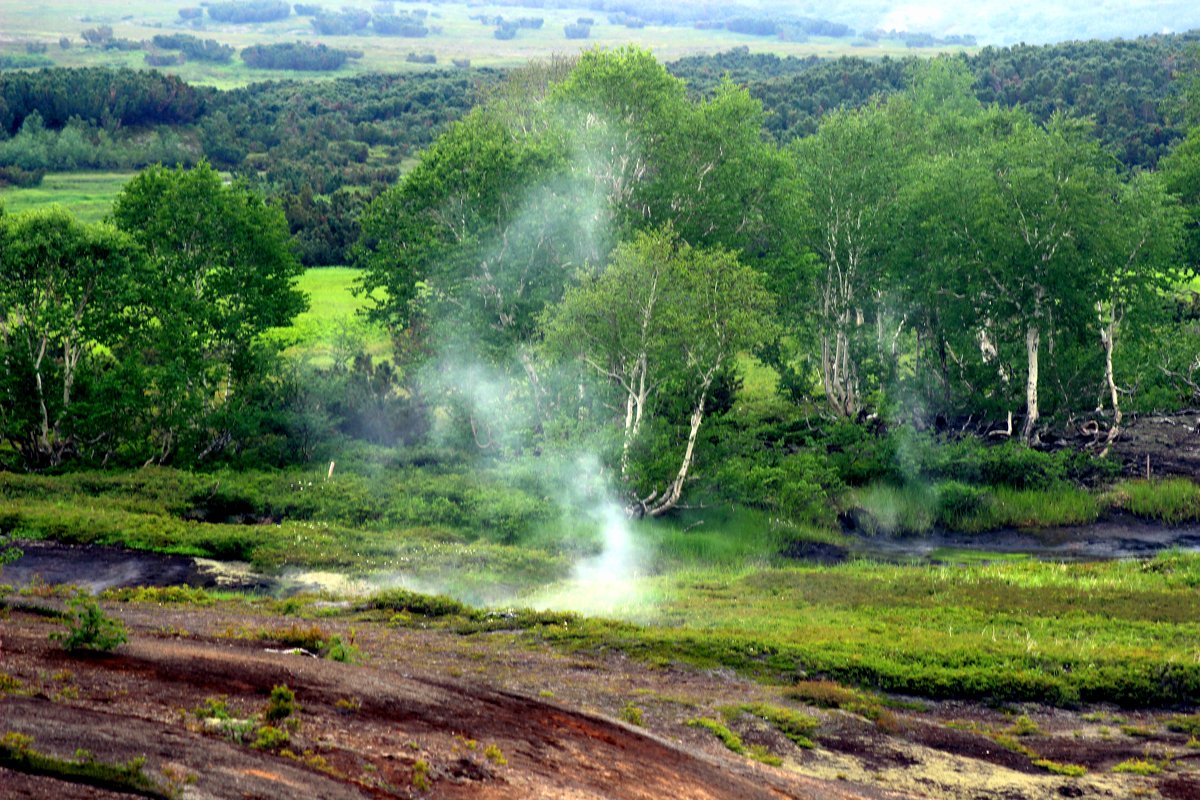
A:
[1,541,272,594]
[851,513,1200,562]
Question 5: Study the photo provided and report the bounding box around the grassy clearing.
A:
[0,172,134,223]
[534,551,1200,708]
[265,267,390,367]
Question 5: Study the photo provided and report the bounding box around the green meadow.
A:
[0,172,134,224]
[1,0,964,87]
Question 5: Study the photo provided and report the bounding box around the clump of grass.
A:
[1009,714,1041,736]
[1032,758,1086,777]
[1168,714,1200,736]
[369,588,467,617]
[1112,757,1163,775]
[102,586,213,606]
[725,703,818,748]
[0,672,24,694]
[335,697,361,714]
[1111,478,1200,524]
[847,483,936,536]
[962,486,1100,532]
[259,623,328,652]
[989,733,1037,758]
[0,731,167,797]
[748,744,783,765]
[1120,724,1157,738]
[687,718,746,755]
[326,632,361,664]
[412,758,432,791]
[483,744,506,766]
[619,702,645,727]
[786,680,893,730]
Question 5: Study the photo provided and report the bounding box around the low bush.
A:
[264,684,297,722]
[369,588,467,617]
[51,593,127,653]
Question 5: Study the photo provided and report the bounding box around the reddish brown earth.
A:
[2,596,1198,799]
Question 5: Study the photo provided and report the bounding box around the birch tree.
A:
[793,103,909,417]
[541,228,776,516]
[0,210,141,467]
[932,111,1114,444]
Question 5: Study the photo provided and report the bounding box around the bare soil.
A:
[3,597,1198,799]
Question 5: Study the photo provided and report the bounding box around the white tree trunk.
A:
[1099,310,1121,458]
[646,386,708,518]
[1021,323,1040,445]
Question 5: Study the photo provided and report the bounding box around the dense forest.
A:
[3,42,1200,526]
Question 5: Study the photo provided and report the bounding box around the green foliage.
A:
[51,592,127,653]
[251,725,290,750]
[411,758,431,791]
[728,703,818,748]
[241,42,359,72]
[482,744,506,766]
[111,162,306,466]
[1112,478,1200,523]
[1166,713,1200,736]
[369,588,467,617]
[686,717,746,754]
[0,732,167,798]
[1031,758,1087,776]
[618,702,645,726]
[1112,758,1163,775]
[260,623,328,652]
[0,68,202,135]
[264,684,297,722]
[101,586,213,606]
[0,209,145,468]
[325,633,361,664]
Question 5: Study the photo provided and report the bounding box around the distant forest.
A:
[0,33,1197,265]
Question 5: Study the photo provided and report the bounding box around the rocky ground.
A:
[3,595,1197,799]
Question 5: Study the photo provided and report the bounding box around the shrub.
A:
[252,725,289,750]
[260,623,328,651]
[1167,713,1200,736]
[51,593,127,653]
[369,588,467,617]
[935,481,989,528]
[483,744,506,765]
[264,684,297,722]
[326,633,360,663]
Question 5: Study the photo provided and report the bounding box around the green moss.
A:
[726,703,818,748]
[687,717,746,754]
[0,732,168,798]
[1112,757,1163,775]
[1032,758,1086,776]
